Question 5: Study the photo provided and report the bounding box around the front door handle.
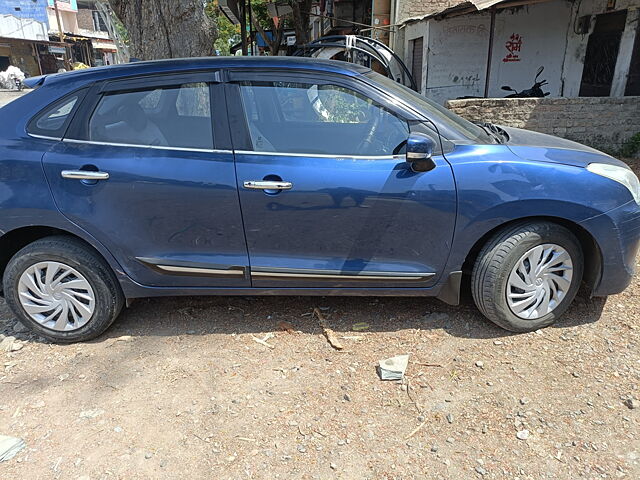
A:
[61,170,110,181]
[243,180,292,190]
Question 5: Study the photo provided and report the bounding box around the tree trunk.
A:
[291,0,312,47]
[108,0,217,60]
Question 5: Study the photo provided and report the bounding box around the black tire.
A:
[471,221,583,332]
[3,236,124,343]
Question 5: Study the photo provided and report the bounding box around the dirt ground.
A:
[0,269,638,480]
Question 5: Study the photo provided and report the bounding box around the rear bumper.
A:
[580,200,640,296]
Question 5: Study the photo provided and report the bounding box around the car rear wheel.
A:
[3,236,124,343]
[471,221,583,332]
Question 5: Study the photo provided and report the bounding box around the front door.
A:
[41,73,250,287]
[227,73,456,288]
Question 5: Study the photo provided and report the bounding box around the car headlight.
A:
[587,163,640,205]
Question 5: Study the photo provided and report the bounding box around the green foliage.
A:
[206,1,240,55]
[619,132,640,158]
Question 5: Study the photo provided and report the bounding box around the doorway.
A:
[409,37,424,93]
[579,10,628,97]
[0,56,9,71]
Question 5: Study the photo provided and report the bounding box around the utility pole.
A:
[53,0,65,42]
[53,0,70,69]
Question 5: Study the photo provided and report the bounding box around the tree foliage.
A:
[206,1,241,56]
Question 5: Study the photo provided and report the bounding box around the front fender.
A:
[443,145,632,273]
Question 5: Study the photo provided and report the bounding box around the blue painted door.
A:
[42,77,250,287]
[229,76,457,287]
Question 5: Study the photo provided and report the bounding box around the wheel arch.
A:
[0,225,126,295]
[460,216,602,296]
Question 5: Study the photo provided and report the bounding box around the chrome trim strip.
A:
[235,150,404,161]
[28,133,62,141]
[155,265,245,276]
[63,138,232,154]
[251,267,434,281]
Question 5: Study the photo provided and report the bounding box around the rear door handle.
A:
[243,180,292,190]
[61,170,110,181]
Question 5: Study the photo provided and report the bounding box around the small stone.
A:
[0,336,16,352]
[519,397,529,405]
[516,429,530,440]
[430,445,438,452]
[114,426,123,433]
[493,340,503,345]
[297,445,307,453]
[475,361,484,368]
[572,372,580,378]
[623,398,639,410]
[343,394,351,402]
[475,466,488,476]
[10,342,23,351]
[446,413,454,424]
[79,409,105,419]
[145,452,153,459]
[330,462,337,470]
[417,415,425,422]
[337,439,345,446]
[446,437,455,444]
[481,424,488,434]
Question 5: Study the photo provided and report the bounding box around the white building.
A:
[398,0,640,104]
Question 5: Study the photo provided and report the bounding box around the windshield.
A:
[365,71,492,143]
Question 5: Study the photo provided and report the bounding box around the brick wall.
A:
[76,7,93,30]
[445,97,640,154]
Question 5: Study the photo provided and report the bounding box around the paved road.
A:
[0,90,27,108]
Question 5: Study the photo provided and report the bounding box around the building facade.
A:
[0,0,120,77]
[398,0,640,104]
[0,0,59,76]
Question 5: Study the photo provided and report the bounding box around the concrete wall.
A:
[446,96,640,153]
[0,0,49,41]
[402,0,640,104]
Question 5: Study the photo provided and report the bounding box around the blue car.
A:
[1,57,638,342]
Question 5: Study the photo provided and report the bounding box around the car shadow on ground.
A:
[91,291,607,343]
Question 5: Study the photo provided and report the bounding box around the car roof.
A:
[25,56,372,88]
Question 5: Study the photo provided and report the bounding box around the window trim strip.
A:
[235,150,405,160]
[62,138,232,154]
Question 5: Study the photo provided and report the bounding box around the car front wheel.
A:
[3,236,124,343]
[471,221,583,332]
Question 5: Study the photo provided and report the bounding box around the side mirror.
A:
[406,132,436,172]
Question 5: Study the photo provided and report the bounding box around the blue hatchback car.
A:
[1,57,639,342]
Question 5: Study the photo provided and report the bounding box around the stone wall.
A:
[445,97,640,154]
[397,0,458,23]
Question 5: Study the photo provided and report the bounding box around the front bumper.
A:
[580,199,640,296]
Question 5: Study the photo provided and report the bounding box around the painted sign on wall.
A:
[503,33,522,62]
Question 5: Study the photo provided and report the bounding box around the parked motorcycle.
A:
[501,66,550,98]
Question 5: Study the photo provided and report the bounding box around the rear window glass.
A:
[27,90,85,138]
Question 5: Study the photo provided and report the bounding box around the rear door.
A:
[226,71,457,288]
[41,72,250,287]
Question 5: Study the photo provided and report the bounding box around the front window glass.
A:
[88,82,212,149]
[366,71,492,143]
[239,81,409,156]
